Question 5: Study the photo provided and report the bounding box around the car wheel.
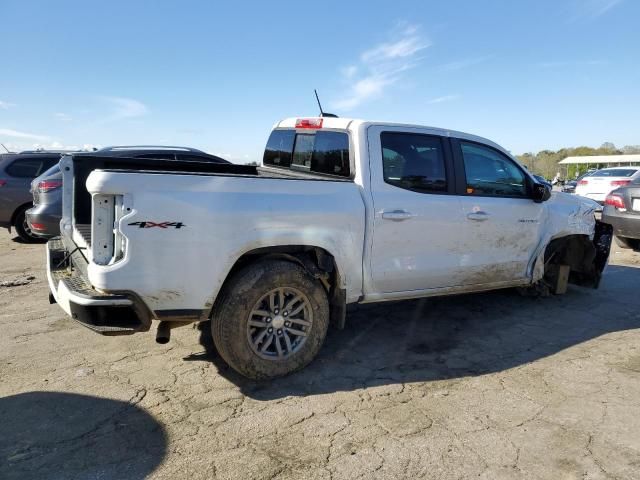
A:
[614,236,640,250]
[211,259,329,379]
[14,206,43,243]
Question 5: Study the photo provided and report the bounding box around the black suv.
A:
[0,151,71,242]
[25,146,229,240]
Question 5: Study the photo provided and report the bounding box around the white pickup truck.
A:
[47,116,612,378]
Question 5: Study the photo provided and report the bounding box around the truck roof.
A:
[275,117,510,157]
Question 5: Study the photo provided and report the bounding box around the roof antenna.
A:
[1,143,11,153]
[314,90,338,118]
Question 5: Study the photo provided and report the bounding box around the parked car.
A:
[574,167,640,203]
[562,171,595,194]
[26,146,229,239]
[0,151,67,242]
[602,176,640,250]
[46,116,612,379]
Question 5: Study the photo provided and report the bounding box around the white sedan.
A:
[575,166,640,203]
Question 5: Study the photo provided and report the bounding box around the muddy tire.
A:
[211,259,329,379]
[14,206,42,243]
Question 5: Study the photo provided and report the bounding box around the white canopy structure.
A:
[559,154,640,165]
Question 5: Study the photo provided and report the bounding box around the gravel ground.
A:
[1,229,640,480]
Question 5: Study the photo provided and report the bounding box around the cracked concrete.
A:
[1,229,640,479]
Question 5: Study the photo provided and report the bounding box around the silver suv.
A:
[0,151,64,242]
[24,146,230,239]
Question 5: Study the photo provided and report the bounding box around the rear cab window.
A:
[263,129,351,178]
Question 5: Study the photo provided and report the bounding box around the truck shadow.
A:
[0,392,167,480]
[201,264,640,400]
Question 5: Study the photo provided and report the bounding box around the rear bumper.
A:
[26,205,61,238]
[602,209,640,240]
[576,192,606,203]
[47,237,153,335]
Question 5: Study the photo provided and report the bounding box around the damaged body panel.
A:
[530,193,612,291]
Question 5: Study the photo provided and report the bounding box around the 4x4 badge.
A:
[128,221,186,229]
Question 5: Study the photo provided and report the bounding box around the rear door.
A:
[1,156,57,210]
[451,139,545,284]
[367,126,467,293]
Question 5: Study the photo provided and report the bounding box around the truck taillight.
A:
[37,180,63,193]
[295,118,323,129]
[604,194,625,209]
[611,180,631,187]
[578,180,589,186]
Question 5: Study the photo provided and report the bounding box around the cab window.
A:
[461,142,527,197]
[381,132,447,193]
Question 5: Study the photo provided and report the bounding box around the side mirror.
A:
[532,182,552,203]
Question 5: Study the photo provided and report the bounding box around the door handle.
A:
[466,211,489,221]
[382,209,413,221]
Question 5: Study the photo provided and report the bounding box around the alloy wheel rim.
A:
[23,218,35,238]
[247,287,312,360]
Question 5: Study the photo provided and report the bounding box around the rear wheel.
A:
[614,236,640,251]
[14,206,43,243]
[211,259,329,379]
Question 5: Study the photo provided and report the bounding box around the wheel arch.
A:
[10,201,33,227]
[540,221,612,290]
[205,244,348,329]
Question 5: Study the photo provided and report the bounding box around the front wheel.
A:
[211,259,329,379]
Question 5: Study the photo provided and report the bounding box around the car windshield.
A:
[592,168,638,177]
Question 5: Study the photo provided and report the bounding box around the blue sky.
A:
[0,0,638,162]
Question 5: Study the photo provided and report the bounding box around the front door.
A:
[453,140,544,284]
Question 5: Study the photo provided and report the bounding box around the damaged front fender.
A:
[543,221,612,290]
[531,193,612,291]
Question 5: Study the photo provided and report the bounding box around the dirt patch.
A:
[0,275,35,287]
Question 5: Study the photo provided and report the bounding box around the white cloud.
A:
[0,100,16,110]
[102,96,148,121]
[54,112,72,121]
[341,65,358,79]
[427,94,461,104]
[361,35,429,63]
[332,76,397,111]
[31,141,98,151]
[438,55,494,72]
[536,59,607,68]
[331,24,430,111]
[0,128,50,141]
[571,0,624,19]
